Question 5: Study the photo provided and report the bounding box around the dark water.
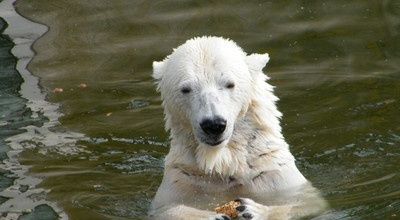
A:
[0,17,20,202]
[0,0,399,219]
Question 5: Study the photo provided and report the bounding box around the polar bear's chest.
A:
[175,166,257,194]
[174,159,306,195]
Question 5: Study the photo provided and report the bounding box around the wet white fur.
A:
[150,36,323,220]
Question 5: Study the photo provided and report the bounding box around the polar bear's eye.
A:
[181,87,191,94]
[226,82,235,89]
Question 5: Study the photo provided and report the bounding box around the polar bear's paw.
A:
[235,198,269,220]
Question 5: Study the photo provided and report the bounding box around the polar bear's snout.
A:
[200,117,227,136]
[199,117,227,144]
[195,89,233,147]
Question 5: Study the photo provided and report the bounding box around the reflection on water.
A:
[0,0,399,219]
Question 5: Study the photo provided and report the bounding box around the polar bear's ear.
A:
[245,53,270,72]
[152,61,165,80]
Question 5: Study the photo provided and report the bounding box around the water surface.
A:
[4,0,400,219]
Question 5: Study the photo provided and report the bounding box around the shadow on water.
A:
[0,0,399,219]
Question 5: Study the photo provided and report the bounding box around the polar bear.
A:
[149,36,326,220]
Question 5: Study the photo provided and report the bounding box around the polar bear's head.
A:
[153,36,270,148]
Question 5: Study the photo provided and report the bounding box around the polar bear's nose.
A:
[200,117,227,136]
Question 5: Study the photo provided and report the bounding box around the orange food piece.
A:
[215,200,241,218]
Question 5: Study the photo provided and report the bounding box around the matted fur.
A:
[149,36,325,220]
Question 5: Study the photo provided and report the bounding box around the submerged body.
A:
[150,36,326,219]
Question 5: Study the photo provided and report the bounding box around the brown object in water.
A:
[52,88,63,93]
[215,200,241,218]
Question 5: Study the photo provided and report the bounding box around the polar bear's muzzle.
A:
[199,116,227,146]
[200,117,226,136]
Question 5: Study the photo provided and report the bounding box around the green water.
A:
[7,0,400,219]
